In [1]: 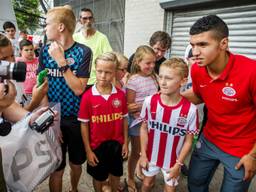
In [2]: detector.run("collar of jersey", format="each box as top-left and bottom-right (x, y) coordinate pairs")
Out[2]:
(92, 84), (117, 96)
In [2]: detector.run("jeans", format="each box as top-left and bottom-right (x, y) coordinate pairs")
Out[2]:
(188, 134), (251, 192)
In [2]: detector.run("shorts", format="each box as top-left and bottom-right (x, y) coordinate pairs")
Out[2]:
(87, 140), (123, 181)
(56, 116), (86, 171)
(142, 163), (179, 187)
(128, 115), (141, 136)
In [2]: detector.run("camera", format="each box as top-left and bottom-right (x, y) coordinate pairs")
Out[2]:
(30, 108), (55, 134)
(0, 60), (26, 82)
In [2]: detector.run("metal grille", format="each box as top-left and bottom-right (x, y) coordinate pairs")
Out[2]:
(54, 0), (125, 52)
(167, 4), (256, 60)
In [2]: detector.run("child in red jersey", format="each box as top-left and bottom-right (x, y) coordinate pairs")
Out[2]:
(78, 52), (129, 192)
(138, 58), (199, 192)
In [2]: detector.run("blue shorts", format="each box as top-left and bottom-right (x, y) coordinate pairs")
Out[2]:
(128, 115), (141, 136)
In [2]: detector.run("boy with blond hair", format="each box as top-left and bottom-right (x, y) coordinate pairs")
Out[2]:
(78, 52), (128, 192)
(38, 5), (92, 192)
(138, 58), (198, 192)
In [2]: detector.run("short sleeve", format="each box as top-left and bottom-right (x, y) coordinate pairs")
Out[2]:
(101, 35), (112, 53)
(76, 45), (92, 78)
(78, 91), (90, 122)
(140, 96), (150, 122)
(187, 106), (199, 135)
(126, 76), (138, 91)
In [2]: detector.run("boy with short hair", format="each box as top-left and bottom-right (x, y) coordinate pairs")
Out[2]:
(78, 52), (128, 192)
(16, 39), (38, 103)
(38, 5), (92, 192)
(3, 21), (19, 57)
(138, 58), (198, 192)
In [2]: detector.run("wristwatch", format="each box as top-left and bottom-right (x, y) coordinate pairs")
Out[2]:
(59, 65), (69, 73)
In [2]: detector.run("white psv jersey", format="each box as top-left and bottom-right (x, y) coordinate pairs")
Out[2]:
(140, 93), (199, 170)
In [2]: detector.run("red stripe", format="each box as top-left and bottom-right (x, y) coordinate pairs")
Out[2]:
(156, 132), (168, 168)
(147, 129), (155, 161)
(150, 94), (158, 120)
(177, 98), (191, 128)
(156, 103), (172, 167)
(170, 136), (180, 167)
(170, 98), (191, 168)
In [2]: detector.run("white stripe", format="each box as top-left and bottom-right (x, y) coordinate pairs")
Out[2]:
(162, 107), (181, 169)
(150, 102), (163, 164)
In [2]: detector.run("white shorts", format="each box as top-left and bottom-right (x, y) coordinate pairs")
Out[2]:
(142, 163), (179, 187)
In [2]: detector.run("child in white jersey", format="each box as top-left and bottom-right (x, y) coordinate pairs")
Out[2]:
(138, 58), (199, 192)
(126, 45), (158, 191)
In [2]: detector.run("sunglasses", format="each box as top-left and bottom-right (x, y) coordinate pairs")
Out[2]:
(80, 16), (93, 21)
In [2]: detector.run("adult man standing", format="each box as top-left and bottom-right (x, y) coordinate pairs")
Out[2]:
(128, 31), (171, 74)
(183, 15), (256, 192)
(73, 8), (112, 88)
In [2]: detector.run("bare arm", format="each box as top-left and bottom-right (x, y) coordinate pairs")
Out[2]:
(122, 117), (129, 158)
(236, 142), (256, 181)
(169, 134), (194, 180)
(48, 42), (88, 96)
(126, 88), (141, 113)
(139, 122), (149, 170)
(181, 88), (203, 105)
(177, 134), (194, 164)
(140, 122), (148, 157)
(81, 122), (98, 166)
(24, 80), (48, 111)
(3, 102), (29, 123)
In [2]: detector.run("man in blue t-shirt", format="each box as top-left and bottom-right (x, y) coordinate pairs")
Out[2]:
(38, 6), (92, 192)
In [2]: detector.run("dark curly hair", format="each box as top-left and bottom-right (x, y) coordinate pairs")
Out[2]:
(190, 15), (229, 40)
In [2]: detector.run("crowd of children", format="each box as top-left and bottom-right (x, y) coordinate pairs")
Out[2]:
(1, 6), (199, 192)
(2, 4), (255, 192)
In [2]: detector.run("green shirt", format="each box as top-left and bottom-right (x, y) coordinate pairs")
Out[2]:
(73, 31), (112, 85)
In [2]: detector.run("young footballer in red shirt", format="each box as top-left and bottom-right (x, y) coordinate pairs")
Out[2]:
(78, 52), (129, 192)
(138, 58), (199, 192)
(183, 15), (256, 192)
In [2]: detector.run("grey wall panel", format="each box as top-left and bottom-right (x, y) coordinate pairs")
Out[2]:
(167, 4), (256, 60)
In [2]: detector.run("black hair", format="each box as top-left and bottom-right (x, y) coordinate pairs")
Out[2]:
(0, 34), (11, 48)
(149, 31), (172, 49)
(19, 39), (33, 50)
(190, 15), (229, 40)
(80, 8), (93, 17)
(3, 21), (16, 30)
(188, 48), (193, 58)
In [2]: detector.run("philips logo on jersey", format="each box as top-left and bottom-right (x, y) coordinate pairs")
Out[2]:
(48, 68), (77, 77)
(92, 112), (123, 123)
(149, 120), (187, 136)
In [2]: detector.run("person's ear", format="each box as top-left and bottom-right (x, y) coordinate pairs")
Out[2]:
(220, 37), (228, 50)
(59, 23), (65, 32)
(180, 77), (188, 87)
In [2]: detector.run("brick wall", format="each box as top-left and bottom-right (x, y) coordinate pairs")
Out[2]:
(123, 0), (165, 57)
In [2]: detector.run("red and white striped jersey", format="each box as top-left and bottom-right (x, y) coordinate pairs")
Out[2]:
(140, 93), (199, 170)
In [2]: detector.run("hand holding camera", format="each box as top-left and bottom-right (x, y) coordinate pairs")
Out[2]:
(29, 107), (58, 134)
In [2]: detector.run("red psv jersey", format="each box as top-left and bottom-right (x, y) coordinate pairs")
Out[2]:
(78, 85), (128, 149)
(191, 52), (256, 157)
(140, 94), (199, 170)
